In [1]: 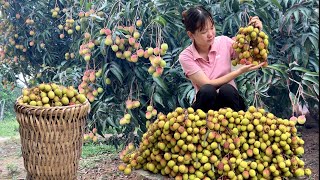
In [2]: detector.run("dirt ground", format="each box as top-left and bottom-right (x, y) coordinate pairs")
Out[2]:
(299, 127), (319, 180)
(0, 125), (319, 180)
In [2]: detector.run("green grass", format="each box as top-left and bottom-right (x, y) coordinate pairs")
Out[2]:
(79, 153), (118, 169)
(0, 119), (19, 137)
(81, 143), (118, 158)
(79, 143), (119, 169)
(103, 126), (118, 134)
(6, 163), (19, 176)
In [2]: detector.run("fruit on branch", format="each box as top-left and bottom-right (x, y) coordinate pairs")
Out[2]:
(232, 25), (269, 67)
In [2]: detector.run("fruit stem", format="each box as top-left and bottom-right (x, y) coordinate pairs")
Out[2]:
(253, 70), (258, 107)
(287, 77), (311, 116)
(242, 5), (250, 27)
(135, 80), (140, 100)
(133, 0), (141, 23)
(138, 20), (155, 45)
(149, 85), (155, 105)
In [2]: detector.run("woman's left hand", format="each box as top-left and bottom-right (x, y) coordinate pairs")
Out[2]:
(248, 16), (263, 30)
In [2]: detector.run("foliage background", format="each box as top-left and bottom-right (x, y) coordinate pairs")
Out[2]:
(0, 0), (318, 146)
(0, 75), (20, 120)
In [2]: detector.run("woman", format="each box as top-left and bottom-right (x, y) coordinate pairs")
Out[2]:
(179, 5), (265, 112)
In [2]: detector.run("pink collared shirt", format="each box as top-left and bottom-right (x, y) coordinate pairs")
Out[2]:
(179, 36), (237, 94)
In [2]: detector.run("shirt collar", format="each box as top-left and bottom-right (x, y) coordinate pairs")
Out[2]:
(210, 39), (219, 52)
(191, 40), (218, 61)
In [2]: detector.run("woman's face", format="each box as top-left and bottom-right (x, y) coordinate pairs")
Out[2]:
(189, 19), (216, 48)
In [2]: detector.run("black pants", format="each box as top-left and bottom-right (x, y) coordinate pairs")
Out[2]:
(191, 84), (246, 112)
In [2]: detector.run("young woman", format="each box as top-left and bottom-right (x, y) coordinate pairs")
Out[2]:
(179, 5), (265, 112)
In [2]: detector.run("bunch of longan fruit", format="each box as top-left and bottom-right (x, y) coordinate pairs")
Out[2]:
(232, 25), (269, 67)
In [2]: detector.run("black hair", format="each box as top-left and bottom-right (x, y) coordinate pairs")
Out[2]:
(181, 6), (214, 33)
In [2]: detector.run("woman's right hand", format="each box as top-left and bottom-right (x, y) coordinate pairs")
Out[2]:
(237, 62), (266, 74)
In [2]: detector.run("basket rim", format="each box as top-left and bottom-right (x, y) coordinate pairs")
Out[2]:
(15, 95), (90, 110)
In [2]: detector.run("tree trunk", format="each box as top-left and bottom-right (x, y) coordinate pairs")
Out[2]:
(0, 100), (5, 121)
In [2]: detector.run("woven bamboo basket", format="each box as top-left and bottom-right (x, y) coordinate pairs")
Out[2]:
(14, 96), (90, 180)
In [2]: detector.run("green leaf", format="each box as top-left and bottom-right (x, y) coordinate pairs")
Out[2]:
(128, 110), (139, 126)
(178, 95), (185, 107)
(106, 96), (116, 103)
(186, 89), (195, 105)
(100, 38), (106, 55)
(167, 98), (176, 110)
(236, 77), (248, 88)
(178, 82), (191, 90)
(302, 75), (319, 85)
(313, 84), (319, 96)
(86, 2), (92, 10)
(106, 117), (117, 127)
(261, 68), (273, 76)
(134, 67), (146, 81)
(283, 0), (289, 8)
(154, 15), (167, 26)
(245, 83), (255, 97)
(153, 77), (169, 94)
(125, 1), (131, 20)
(110, 62), (123, 84)
(270, 0), (282, 9)
(96, 119), (106, 138)
(289, 92), (297, 105)
(308, 36), (319, 50)
(292, 46), (300, 60)
(153, 93), (164, 107)
(225, 0), (231, 12)
(255, 9), (268, 22)
(221, 13), (234, 34)
(305, 72), (319, 77)
(90, 14), (105, 21)
(293, 11), (299, 23)
(231, 0), (239, 12)
(267, 65), (288, 79)
(280, 43), (294, 53)
(97, 0), (108, 11)
(291, 67), (311, 73)
(229, 18), (234, 35)
(181, 83), (193, 100)
(309, 58), (319, 73)
(301, 80), (319, 98)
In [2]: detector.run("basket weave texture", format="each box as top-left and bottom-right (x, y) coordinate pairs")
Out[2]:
(14, 97), (90, 180)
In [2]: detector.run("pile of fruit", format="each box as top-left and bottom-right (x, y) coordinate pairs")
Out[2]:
(231, 25), (269, 67)
(118, 106), (311, 179)
(18, 83), (87, 107)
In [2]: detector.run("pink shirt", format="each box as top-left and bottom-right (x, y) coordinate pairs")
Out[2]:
(179, 36), (237, 94)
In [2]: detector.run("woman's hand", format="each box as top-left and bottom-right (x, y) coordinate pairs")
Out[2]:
(237, 62), (266, 74)
(248, 16), (263, 30)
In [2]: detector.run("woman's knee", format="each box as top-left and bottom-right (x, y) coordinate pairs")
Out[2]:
(219, 84), (237, 96)
(194, 84), (218, 112)
(198, 84), (217, 96)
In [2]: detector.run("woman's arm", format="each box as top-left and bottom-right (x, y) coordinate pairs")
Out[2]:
(188, 63), (265, 88)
